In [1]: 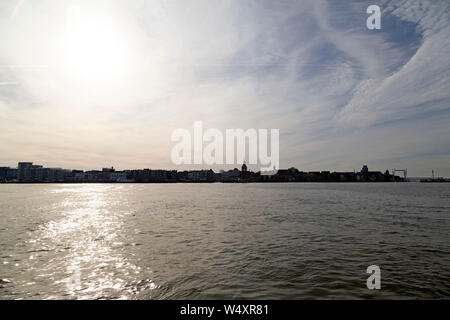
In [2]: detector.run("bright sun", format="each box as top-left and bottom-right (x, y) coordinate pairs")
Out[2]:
(64, 8), (130, 88)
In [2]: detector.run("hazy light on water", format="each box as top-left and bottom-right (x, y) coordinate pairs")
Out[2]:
(28, 185), (158, 299)
(1, 183), (449, 299)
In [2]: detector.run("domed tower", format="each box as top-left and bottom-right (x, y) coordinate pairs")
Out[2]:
(362, 165), (369, 173)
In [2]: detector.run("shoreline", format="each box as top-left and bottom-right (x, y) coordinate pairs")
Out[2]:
(0, 181), (415, 184)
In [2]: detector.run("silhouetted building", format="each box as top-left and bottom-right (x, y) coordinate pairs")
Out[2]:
(110, 171), (128, 182)
(7, 168), (18, 181)
(102, 167), (115, 181)
(18, 162), (33, 182)
(72, 170), (85, 182)
(0, 167), (9, 182)
(218, 168), (240, 182)
(86, 170), (102, 182)
(240, 162), (252, 181)
(1, 161), (403, 183)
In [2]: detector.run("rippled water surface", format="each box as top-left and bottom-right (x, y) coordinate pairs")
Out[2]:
(0, 183), (449, 299)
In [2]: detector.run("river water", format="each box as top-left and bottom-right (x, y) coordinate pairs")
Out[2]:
(0, 183), (449, 299)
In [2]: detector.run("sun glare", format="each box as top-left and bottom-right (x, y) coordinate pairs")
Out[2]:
(64, 8), (130, 88)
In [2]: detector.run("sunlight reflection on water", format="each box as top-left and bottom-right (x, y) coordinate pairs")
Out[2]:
(27, 185), (158, 299)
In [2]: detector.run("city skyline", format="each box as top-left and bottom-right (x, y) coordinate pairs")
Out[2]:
(1, 0), (450, 177)
(1, 161), (409, 183)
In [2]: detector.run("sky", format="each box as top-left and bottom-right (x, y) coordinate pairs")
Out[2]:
(0, 0), (449, 177)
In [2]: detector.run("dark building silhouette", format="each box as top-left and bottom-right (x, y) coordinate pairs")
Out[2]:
(0, 161), (405, 183)
(18, 162), (33, 182)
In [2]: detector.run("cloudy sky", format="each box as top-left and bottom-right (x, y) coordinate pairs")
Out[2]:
(0, 0), (449, 176)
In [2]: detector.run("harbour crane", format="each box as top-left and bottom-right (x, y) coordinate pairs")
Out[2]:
(391, 169), (408, 182)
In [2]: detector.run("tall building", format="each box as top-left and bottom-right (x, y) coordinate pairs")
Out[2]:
(18, 162), (33, 182)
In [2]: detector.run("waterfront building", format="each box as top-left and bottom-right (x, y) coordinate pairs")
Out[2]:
(0, 167), (9, 181)
(110, 171), (127, 182)
(149, 170), (166, 182)
(239, 162), (252, 182)
(86, 170), (102, 182)
(102, 167), (115, 181)
(1, 161), (404, 183)
(18, 162), (33, 182)
(29, 165), (43, 182)
(177, 171), (189, 182)
(362, 165), (369, 173)
(7, 168), (18, 181)
(72, 170), (86, 182)
(218, 168), (240, 182)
